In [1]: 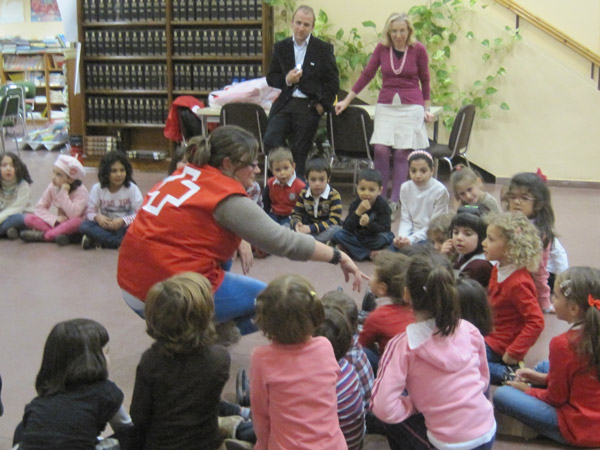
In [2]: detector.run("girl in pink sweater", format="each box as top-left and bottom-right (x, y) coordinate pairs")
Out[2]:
(371, 252), (496, 450)
(20, 155), (89, 245)
(251, 275), (346, 450)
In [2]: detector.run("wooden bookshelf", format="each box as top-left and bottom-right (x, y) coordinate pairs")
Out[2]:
(76, 0), (273, 170)
(0, 50), (67, 121)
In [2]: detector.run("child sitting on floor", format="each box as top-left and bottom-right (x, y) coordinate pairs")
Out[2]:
(425, 211), (454, 252)
(315, 307), (366, 450)
(290, 157), (343, 243)
(494, 266), (600, 448)
(251, 275), (346, 449)
(80, 152), (143, 249)
(450, 164), (500, 213)
(482, 212), (545, 384)
(0, 151), (33, 239)
(262, 147), (305, 226)
(20, 154), (88, 246)
(332, 168), (394, 261)
(393, 150), (449, 249)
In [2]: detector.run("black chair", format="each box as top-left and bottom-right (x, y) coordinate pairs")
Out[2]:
(327, 105), (374, 189)
(0, 87), (25, 154)
(427, 104), (476, 177)
(219, 102), (268, 186)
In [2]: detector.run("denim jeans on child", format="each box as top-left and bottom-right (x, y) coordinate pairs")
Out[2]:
(79, 220), (128, 249)
(493, 385), (568, 445)
(0, 213), (26, 236)
(486, 343), (514, 385)
(333, 229), (394, 261)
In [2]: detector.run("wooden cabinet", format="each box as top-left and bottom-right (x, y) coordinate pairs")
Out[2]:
(77, 0), (273, 170)
(0, 50), (67, 121)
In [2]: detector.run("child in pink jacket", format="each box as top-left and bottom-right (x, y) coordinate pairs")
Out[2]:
(20, 155), (88, 245)
(372, 252), (496, 450)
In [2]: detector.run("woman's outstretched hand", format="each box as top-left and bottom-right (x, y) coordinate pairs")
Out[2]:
(339, 250), (367, 292)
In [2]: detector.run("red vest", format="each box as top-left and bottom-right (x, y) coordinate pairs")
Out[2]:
(117, 164), (246, 300)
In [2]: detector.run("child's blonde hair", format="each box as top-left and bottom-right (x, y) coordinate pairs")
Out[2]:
(145, 272), (216, 355)
(427, 212), (454, 243)
(373, 251), (410, 303)
(268, 147), (294, 169)
(555, 267), (600, 380)
(449, 165), (480, 200)
(486, 212), (541, 271)
(255, 274), (324, 344)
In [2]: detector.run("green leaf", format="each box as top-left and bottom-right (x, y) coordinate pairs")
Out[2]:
(433, 12), (445, 20)
(500, 102), (510, 110)
(486, 75), (495, 82)
(466, 31), (475, 39)
(444, 45), (451, 57)
(436, 69), (449, 79)
(485, 87), (497, 95)
(449, 33), (457, 43)
(494, 38), (503, 46)
(318, 9), (328, 23)
(473, 80), (483, 87)
(433, 1), (443, 7)
(497, 67), (507, 75)
(482, 53), (490, 61)
(362, 20), (377, 28)
(335, 28), (344, 40)
(481, 39), (490, 47)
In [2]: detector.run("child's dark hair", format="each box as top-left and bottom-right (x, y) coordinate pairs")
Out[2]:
(145, 272), (216, 356)
(268, 147), (294, 169)
(322, 290), (359, 333)
(358, 168), (383, 187)
(373, 251), (410, 303)
(314, 307), (353, 360)
(556, 267), (600, 381)
(507, 172), (555, 248)
(35, 319), (109, 396)
(456, 278), (493, 336)
(68, 179), (83, 194)
(451, 206), (487, 257)
(1, 152), (33, 185)
(304, 157), (331, 179)
(255, 274), (324, 344)
(408, 150), (434, 170)
(98, 151), (134, 189)
(406, 252), (460, 336)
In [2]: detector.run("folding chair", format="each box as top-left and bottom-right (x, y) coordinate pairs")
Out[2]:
(0, 87), (26, 154)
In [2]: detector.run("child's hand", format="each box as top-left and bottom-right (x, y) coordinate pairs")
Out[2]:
(295, 224), (311, 234)
(56, 214), (68, 223)
(356, 199), (372, 216)
(502, 352), (518, 365)
(61, 183), (70, 191)
(516, 368), (548, 386)
(108, 218), (125, 230)
(440, 239), (454, 255)
(393, 236), (410, 249)
(96, 214), (112, 229)
(359, 214), (370, 227)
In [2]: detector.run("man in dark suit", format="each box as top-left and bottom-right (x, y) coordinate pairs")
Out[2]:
(264, 5), (339, 176)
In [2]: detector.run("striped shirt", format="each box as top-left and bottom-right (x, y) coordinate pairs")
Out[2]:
(290, 185), (343, 234)
(336, 358), (365, 450)
(345, 335), (374, 410)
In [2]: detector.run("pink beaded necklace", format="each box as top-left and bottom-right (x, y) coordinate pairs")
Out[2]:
(389, 45), (408, 75)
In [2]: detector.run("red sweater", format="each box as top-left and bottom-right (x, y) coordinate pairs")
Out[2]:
(484, 266), (544, 361)
(265, 176), (305, 216)
(359, 303), (414, 354)
(527, 329), (600, 447)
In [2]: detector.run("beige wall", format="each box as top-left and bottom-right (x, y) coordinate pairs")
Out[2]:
(1, 1), (64, 39)
(301, 0), (600, 182)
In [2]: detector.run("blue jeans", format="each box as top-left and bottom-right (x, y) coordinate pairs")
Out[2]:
(333, 229), (394, 261)
(122, 271), (266, 335)
(486, 343), (511, 385)
(493, 385), (568, 445)
(314, 225), (341, 243)
(79, 220), (128, 249)
(0, 213), (26, 236)
(268, 212), (290, 227)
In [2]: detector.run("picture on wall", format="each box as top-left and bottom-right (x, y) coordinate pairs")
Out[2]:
(31, 0), (61, 22)
(0, 0), (25, 23)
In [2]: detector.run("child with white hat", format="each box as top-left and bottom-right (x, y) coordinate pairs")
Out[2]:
(20, 154), (89, 245)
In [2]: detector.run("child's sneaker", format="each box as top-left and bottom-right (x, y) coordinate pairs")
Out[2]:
(6, 227), (19, 240)
(81, 234), (99, 250)
(55, 234), (71, 246)
(19, 230), (44, 242)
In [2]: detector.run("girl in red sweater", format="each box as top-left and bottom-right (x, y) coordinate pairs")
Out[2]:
(494, 267), (600, 447)
(482, 212), (545, 384)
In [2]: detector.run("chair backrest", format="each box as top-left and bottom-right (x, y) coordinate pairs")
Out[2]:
(448, 104), (476, 158)
(177, 107), (204, 143)
(219, 102), (268, 153)
(327, 106), (374, 160)
(0, 93), (22, 122)
(11, 81), (36, 99)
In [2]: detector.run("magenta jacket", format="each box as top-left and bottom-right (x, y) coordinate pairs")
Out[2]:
(351, 42), (430, 106)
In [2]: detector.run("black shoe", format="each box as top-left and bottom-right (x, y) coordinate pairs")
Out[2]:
(361, 290), (377, 312)
(55, 234), (71, 246)
(6, 227), (19, 240)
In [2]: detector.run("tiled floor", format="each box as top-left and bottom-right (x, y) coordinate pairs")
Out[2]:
(1, 141), (599, 449)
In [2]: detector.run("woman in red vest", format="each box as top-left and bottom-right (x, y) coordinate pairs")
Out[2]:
(117, 125), (363, 334)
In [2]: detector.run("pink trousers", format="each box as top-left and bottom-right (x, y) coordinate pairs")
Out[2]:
(24, 214), (83, 242)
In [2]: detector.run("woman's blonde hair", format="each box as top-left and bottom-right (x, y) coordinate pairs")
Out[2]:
(486, 212), (541, 271)
(189, 125), (258, 170)
(145, 272), (216, 355)
(255, 274), (324, 344)
(381, 12), (416, 47)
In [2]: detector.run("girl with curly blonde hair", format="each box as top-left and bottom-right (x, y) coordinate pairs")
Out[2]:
(482, 212), (545, 384)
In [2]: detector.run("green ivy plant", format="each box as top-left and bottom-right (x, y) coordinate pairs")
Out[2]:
(263, 0), (519, 130)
